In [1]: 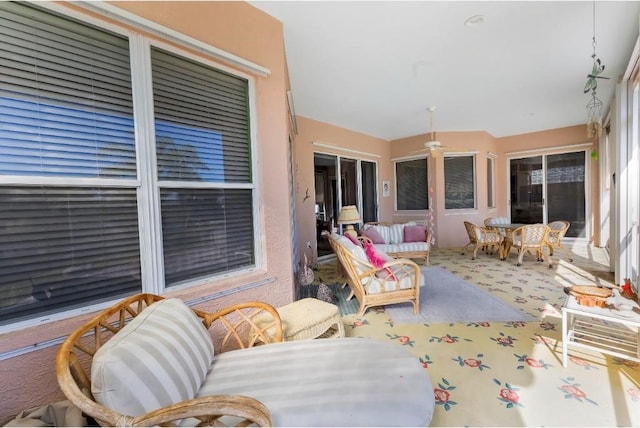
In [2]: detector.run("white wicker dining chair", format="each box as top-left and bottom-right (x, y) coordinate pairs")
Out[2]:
(546, 220), (573, 262)
(508, 224), (552, 268)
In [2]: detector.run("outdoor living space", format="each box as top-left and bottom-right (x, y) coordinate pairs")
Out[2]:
(304, 243), (640, 427)
(2, 1), (640, 426)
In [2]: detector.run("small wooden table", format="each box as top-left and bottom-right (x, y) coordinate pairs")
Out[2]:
(561, 292), (640, 367)
(488, 223), (525, 260)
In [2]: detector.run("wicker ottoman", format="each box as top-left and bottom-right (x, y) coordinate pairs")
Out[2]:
(255, 298), (344, 342)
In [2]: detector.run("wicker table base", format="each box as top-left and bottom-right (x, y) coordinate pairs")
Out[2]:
(272, 298), (345, 341)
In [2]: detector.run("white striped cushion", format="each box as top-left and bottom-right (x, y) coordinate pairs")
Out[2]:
(389, 222), (416, 244)
(197, 337), (434, 427)
(370, 224), (391, 244)
(91, 298), (215, 417)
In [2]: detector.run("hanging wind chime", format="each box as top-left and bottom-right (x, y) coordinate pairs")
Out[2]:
(584, 0), (609, 139)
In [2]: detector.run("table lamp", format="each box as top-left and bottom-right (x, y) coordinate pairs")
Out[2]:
(337, 205), (361, 239)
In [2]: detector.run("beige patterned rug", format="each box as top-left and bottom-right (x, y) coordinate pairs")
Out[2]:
(311, 245), (640, 427)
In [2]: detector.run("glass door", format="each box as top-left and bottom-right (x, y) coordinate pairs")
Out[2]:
(509, 152), (586, 238)
(361, 160), (378, 223)
(510, 156), (543, 224)
(546, 152), (586, 237)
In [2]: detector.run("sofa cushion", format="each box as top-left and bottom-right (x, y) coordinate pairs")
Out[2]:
(361, 225), (385, 244)
(197, 337), (434, 427)
(91, 298), (215, 417)
(404, 225), (426, 243)
(389, 222), (416, 244)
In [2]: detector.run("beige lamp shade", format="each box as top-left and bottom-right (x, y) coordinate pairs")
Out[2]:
(337, 205), (361, 238)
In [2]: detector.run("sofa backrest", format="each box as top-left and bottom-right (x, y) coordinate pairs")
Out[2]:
(364, 222), (417, 244)
(91, 298), (215, 417)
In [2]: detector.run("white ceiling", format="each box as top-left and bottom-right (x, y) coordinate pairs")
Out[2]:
(250, 1), (640, 140)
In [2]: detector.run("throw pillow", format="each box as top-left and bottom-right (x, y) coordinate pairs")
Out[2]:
(345, 233), (361, 247)
(404, 225), (426, 243)
(363, 241), (386, 269)
(361, 226), (385, 244)
(363, 241), (397, 280)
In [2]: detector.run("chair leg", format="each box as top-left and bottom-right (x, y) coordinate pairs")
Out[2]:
(516, 249), (525, 266)
(560, 245), (573, 262)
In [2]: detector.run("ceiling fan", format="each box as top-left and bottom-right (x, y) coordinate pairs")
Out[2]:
(411, 106), (451, 158)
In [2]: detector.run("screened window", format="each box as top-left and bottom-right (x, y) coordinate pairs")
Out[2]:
(0, 3), (256, 327)
(151, 48), (254, 286)
(487, 157), (495, 209)
(395, 158), (428, 210)
(444, 155), (476, 210)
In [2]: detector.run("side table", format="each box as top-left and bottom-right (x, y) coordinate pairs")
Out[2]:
(561, 292), (640, 367)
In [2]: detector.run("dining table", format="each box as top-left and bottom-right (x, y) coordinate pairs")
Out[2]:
(487, 223), (525, 260)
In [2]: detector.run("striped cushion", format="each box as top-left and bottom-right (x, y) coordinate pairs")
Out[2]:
(91, 298), (215, 417)
(197, 337), (434, 427)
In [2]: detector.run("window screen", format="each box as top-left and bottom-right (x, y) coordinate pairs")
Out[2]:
(395, 158), (428, 210)
(444, 156), (475, 209)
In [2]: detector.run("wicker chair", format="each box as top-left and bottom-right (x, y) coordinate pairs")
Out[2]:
(507, 224), (552, 268)
(56, 293), (280, 427)
(546, 220), (573, 262)
(56, 293), (435, 427)
(462, 221), (503, 260)
(330, 234), (421, 317)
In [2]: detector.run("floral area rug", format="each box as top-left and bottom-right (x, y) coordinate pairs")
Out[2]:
(313, 246), (640, 427)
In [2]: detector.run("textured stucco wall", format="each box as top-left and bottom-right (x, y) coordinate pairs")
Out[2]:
(0, 2), (293, 423)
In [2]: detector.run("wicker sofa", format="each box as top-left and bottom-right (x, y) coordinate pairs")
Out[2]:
(56, 293), (435, 427)
(360, 221), (431, 265)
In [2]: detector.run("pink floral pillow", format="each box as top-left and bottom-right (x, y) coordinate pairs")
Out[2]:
(404, 225), (426, 243)
(361, 226), (385, 244)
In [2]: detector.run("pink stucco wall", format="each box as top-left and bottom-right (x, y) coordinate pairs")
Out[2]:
(294, 120), (597, 249)
(0, 2), (293, 423)
(293, 116), (390, 263)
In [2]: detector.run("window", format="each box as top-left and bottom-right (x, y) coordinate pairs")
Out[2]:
(487, 156), (496, 209)
(0, 3), (256, 327)
(395, 158), (428, 210)
(444, 155), (475, 209)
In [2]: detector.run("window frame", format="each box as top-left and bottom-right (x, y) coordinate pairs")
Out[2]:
(443, 153), (477, 211)
(393, 156), (429, 212)
(0, 3), (262, 332)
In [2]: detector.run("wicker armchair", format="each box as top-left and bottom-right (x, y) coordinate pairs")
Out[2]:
(546, 220), (573, 262)
(462, 221), (503, 260)
(330, 234), (421, 317)
(507, 224), (552, 268)
(56, 293), (280, 427)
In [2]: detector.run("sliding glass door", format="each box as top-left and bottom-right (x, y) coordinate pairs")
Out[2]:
(313, 153), (378, 257)
(509, 151), (586, 237)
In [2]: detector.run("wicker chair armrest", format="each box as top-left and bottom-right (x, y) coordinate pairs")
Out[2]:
(358, 236), (373, 245)
(126, 394), (272, 427)
(356, 258), (420, 292)
(198, 302), (283, 353)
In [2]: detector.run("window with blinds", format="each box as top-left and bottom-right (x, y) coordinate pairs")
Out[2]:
(395, 158), (428, 211)
(444, 155), (476, 210)
(0, 3), (256, 327)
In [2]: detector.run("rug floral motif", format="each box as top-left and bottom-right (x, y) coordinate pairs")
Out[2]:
(314, 246), (640, 427)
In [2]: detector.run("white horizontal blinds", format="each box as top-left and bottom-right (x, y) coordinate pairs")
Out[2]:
(0, 2), (136, 178)
(151, 47), (255, 286)
(0, 3), (141, 325)
(151, 47), (251, 182)
(0, 187), (141, 322)
(444, 156), (475, 209)
(396, 159), (428, 210)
